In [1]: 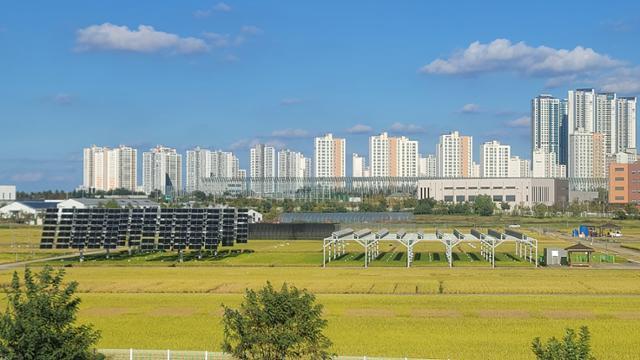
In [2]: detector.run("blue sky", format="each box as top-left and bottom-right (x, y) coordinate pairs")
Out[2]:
(2, 1), (640, 191)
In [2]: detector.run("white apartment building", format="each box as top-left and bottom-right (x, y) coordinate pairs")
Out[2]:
(83, 145), (137, 192)
(186, 147), (241, 192)
(616, 96), (637, 153)
(532, 149), (565, 178)
(531, 94), (562, 164)
(250, 144), (276, 193)
(418, 154), (437, 177)
(352, 153), (367, 177)
(277, 149), (309, 178)
(142, 145), (182, 195)
(568, 88), (596, 135)
(436, 131), (473, 178)
(480, 141), (510, 178)
(368, 132), (419, 177)
(508, 156), (531, 178)
(568, 130), (606, 178)
(314, 133), (346, 177)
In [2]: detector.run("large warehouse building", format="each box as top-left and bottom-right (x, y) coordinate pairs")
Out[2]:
(416, 178), (569, 207)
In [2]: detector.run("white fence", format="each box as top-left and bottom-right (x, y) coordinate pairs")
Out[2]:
(98, 349), (434, 360)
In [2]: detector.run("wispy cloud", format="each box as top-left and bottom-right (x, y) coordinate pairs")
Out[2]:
(389, 122), (425, 134)
(230, 138), (285, 150)
(459, 103), (481, 114)
(346, 124), (374, 134)
(271, 128), (310, 138)
(48, 93), (74, 106)
(421, 39), (621, 77)
(203, 26), (262, 49)
(506, 116), (529, 128)
(75, 23), (208, 54)
(194, 2), (232, 18)
(280, 98), (303, 106)
(601, 18), (636, 33)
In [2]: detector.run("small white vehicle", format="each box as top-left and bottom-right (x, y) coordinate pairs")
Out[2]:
(610, 231), (622, 238)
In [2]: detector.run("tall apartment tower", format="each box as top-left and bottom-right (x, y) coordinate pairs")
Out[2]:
(531, 94), (562, 164)
(508, 156), (531, 178)
(277, 149), (309, 178)
(568, 130), (606, 178)
(418, 154), (437, 177)
(83, 145), (137, 192)
(616, 96), (637, 153)
(186, 147), (211, 193)
(250, 144), (276, 194)
(436, 131), (473, 178)
(369, 132), (419, 177)
(142, 145), (182, 195)
(352, 153), (367, 177)
(314, 133), (346, 177)
(568, 88), (596, 135)
(480, 141), (510, 178)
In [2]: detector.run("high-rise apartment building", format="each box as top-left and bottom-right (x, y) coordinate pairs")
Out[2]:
(532, 94), (562, 164)
(568, 130), (606, 178)
(418, 154), (437, 177)
(436, 131), (473, 178)
(369, 132), (419, 177)
(142, 145), (182, 195)
(186, 147), (241, 192)
(277, 149), (309, 178)
(314, 133), (346, 177)
(616, 96), (637, 153)
(480, 141), (510, 178)
(83, 145), (137, 192)
(568, 88), (596, 135)
(532, 149), (565, 178)
(352, 153), (367, 177)
(250, 144), (276, 193)
(508, 156), (531, 178)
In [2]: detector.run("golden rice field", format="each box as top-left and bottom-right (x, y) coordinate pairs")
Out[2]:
(2, 267), (640, 359)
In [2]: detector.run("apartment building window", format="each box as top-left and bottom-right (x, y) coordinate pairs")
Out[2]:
(615, 196), (624, 200)
(444, 195), (454, 202)
(456, 195), (465, 202)
(505, 195), (516, 202)
(492, 195), (503, 202)
(615, 177), (625, 181)
(468, 195), (476, 201)
(615, 186), (625, 191)
(615, 167), (624, 172)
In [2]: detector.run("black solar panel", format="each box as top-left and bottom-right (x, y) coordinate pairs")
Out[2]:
(39, 207), (248, 252)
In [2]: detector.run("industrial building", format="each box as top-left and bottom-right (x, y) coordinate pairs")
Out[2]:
(416, 178), (569, 207)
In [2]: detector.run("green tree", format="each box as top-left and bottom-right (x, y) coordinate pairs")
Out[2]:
(533, 203), (549, 218)
(473, 195), (494, 216)
(413, 198), (436, 215)
(222, 282), (333, 360)
(531, 326), (595, 360)
(0, 266), (101, 359)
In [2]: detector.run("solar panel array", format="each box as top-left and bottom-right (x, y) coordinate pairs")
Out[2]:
(40, 207), (248, 250)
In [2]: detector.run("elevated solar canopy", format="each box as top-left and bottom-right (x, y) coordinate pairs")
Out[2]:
(279, 212), (414, 223)
(40, 207), (248, 260)
(323, 228), (538, 268)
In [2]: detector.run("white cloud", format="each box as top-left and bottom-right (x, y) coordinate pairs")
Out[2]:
(460, 103), (480, 114)
(389, 122), (425, 134)
(241, 25), (263, 35)
(203, 32), (231, 48)
(194, 2), (232, 18)
(213, 2), (232, 12)
(230, 138), (286, 150)
(271, 128), (309, 138)
(75, 23), (208, 54)
(598, 66), (640, 93)
(346, 124), (374, 134)
(421, 39), (621, 77)
(50, 93), (74, 106)
(279, 98), (303, 106)
(506, 116), (530, 128)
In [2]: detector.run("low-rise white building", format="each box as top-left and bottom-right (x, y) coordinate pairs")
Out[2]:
(416, 178), (569, 207)
(57, 197), (159, 209)
(0, 200), (61, 224)
(0, 185), (16, 202)
(248, 209), (263, 223)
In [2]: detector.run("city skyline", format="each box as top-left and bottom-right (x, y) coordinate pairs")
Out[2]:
(2, 1), (640, 191)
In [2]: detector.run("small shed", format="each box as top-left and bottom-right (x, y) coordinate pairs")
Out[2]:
(599, 223), (621, 237)
(565, 243), (595, 267)
(544, 248), (568, 266)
